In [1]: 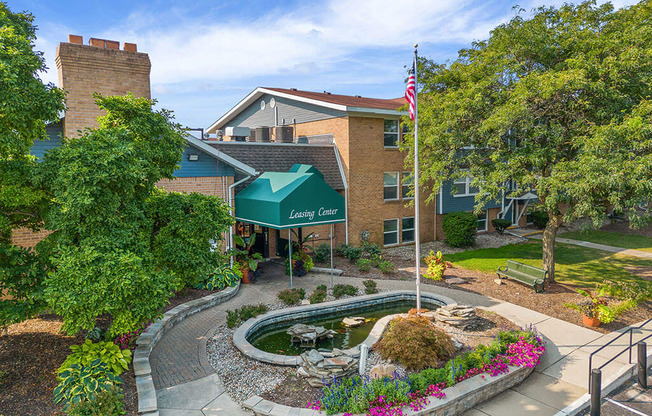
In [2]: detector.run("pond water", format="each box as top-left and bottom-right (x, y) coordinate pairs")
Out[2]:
(249, 299), (440, 356)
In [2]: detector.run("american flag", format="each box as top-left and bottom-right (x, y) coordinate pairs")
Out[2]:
(405, 62), (416, 121)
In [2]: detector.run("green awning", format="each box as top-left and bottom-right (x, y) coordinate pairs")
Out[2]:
(235, 165), (345, 229)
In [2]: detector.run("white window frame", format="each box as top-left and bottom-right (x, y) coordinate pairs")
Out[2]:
(453, 176), (479, 197)
(383, 120), (399, 148)
(383, 172), (399, 201)
(402, 171), (414, 200)
(383, 218), (399, 246)
(476, 210), (488, 232)
(402, 216), (415, 243)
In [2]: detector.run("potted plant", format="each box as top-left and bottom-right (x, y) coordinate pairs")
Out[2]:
(229, 234), (263, 284)
(285, 231), (315, 276)
(564, 288), (633, 327)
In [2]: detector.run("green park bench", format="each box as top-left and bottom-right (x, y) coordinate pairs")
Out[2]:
(496, 260), (547, 293)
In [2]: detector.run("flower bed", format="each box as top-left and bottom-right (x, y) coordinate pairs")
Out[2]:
(308, 327), (545, 416)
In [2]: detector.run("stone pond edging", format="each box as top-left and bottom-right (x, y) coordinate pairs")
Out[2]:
(232, 290), (456, 366)
(133, 283), (240, 416)
(243, 364), (535, 416)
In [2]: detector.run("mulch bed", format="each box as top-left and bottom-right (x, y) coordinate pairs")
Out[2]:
(260, 309), (521, 407)
(600, 220), (652, 238)
(0, 288), (214, 416)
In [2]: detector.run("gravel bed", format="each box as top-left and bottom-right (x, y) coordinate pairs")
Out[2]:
(206, 290), (365, 404)
(385, 233), (524, 261)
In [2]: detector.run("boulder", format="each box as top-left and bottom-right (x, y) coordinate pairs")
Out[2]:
(369, 364), (397, 380)
(342, 317), (366, 327)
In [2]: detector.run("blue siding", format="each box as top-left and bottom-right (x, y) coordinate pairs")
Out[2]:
(174, 146), (235, 177)
(30, 122), (63, 159)
(440, 181), (501, 214)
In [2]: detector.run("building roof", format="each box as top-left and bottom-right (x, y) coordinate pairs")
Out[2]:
(206, 141), (345, 190)
(264, 88), (406, 111)
(184, 134), (257, 175)
(207, 87), (408, 132)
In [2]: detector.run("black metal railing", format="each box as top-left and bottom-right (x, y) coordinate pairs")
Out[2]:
(588, 317), (652, 389)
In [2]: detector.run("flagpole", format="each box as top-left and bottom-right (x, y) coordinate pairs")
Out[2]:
(413, 44), (421, 314)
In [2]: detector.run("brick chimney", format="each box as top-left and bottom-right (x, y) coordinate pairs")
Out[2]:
(56, 35), (151, 137)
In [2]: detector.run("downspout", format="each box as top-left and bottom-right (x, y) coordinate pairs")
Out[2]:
(228, 175), (251, 267)
(333, 142), (349, 244)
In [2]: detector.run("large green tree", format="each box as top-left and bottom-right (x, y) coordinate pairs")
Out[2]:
(39, 94), (233, 336)
(0, 3), (65, 326)
(410, 0), (652, 282)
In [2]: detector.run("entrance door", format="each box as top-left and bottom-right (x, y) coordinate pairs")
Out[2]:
(235, 222), (268, 258)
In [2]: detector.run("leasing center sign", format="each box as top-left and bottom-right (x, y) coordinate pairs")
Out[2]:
(288, 207), (339, 222)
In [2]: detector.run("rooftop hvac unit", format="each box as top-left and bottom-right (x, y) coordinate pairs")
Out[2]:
(276, 126), (293, 143)
(254, 127), (271, 142)
(225, 126), (251, 138)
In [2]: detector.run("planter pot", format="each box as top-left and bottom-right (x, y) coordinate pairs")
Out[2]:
(241, 269), (252, 284)
(583, 315), (601, 327)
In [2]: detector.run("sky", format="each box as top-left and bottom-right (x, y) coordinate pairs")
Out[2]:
(8, 0), (641, 129)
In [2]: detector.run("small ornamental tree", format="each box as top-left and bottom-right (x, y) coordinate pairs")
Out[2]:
(406, 1), (652, 282)
(0, 3), (65, 327)
(39, 94), (233, 336)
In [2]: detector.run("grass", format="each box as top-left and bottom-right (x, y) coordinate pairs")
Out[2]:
(445, 240), (652, 288)
(560, 230), (652, 253)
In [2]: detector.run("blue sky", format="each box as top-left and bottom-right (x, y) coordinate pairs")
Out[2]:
(9, 0), (640, 128)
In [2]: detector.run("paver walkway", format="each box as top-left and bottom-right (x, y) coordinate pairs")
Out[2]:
(151, 262), (652, 416)
(529, 234), (652, 260)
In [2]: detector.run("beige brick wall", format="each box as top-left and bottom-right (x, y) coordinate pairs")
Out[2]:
(294, 117), (350, 180)
(56, 41), (151, 138)
(156, 176), (234, 199)
(10, 229), (53, 249)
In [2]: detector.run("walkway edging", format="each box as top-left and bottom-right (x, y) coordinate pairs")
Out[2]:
(134, 283), (241, 415)
(554, 350), (652, 416)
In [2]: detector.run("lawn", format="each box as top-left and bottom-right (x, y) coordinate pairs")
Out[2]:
(560, 230), (652, 253)
(445, 240), (652, 288)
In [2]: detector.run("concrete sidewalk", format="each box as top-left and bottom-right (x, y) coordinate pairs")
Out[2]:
(151, 264), (651, 416)
(529, 234), (652, 260)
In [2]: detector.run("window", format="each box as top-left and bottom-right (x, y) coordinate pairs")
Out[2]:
(453, 175), (479, 197)
(384, 120), (399, 148)
(477, 210), (487, 231)
(402, 172), (414, 199)
(384, 172), (399, 200)
(383, 219), (399, 246)
(402, 217), (415, 243)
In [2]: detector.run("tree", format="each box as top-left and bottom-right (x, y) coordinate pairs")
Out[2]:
(39, 94), (233, 336)
(409, 1), (652, 282)
(0, 3), (65, 327)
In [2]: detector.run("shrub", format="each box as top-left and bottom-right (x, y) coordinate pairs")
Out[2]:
(378, 259), (395, 274)
(336, 244), (363, 262)
(226, 304), (268, 329)
(320, 374), (411, 415)
(374, 315), (455, 371)
(491, 219), (512, 235)
(530, 211), (549, 229)
(424, 250), (448, 280)
(54, 360), (122, 410)
(309, 285), (327, 304)
(277, 288), (306, 305)
(362, 242), (381, 256)
(356, 258), (372, 273)
(59, 340), (132, 376)
(333, 284), (358, 299)
(314, 243), (331, 263)
(113, 320), (152, 351)
(66, 387), (125, 416)
(196, 265), (240, 291)
(363, 279), (378, 294)
(442, 212), (477, 247)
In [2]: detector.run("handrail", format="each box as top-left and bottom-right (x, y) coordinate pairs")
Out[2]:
(588, 317), (652, 389)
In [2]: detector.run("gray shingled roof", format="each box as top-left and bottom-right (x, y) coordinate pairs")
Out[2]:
(206, 142), (345, 190)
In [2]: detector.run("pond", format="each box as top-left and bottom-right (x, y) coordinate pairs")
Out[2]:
(249, 299), (441, 356)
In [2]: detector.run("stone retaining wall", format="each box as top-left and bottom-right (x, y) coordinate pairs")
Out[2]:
(134, 283), (240, 416)
(233, 290), (456, 366)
